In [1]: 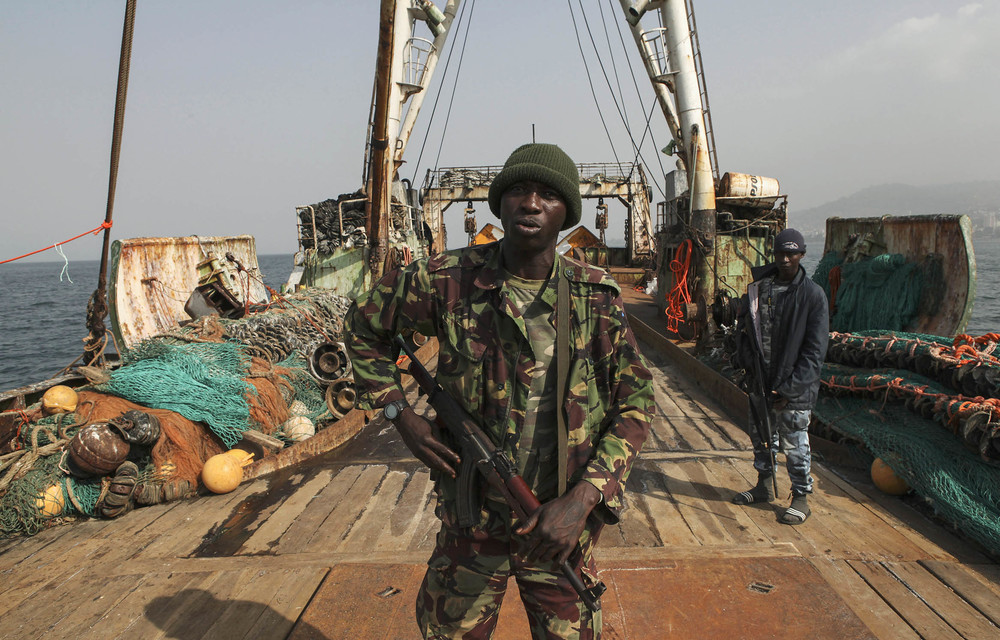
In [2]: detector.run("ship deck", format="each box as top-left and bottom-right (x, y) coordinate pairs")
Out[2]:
(1, 296), (999, 639)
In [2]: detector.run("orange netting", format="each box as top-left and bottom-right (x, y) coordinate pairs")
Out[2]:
(74, 390), (225, 485)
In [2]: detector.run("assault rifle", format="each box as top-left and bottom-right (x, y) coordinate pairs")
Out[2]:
(394, 335), (606, 612)
(746, 349), (780, 498)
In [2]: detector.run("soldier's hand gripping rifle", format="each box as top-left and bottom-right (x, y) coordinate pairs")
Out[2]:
(746, 350), (780, 498)
(394, 335), (606, 612)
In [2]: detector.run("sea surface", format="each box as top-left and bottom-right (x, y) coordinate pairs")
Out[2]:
(2, 238), (999, 392)
(0, 254), (294, 392)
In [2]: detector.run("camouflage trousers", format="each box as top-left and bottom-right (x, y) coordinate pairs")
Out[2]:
(416, 502), (603, 639)
(749, 408), (814, 495)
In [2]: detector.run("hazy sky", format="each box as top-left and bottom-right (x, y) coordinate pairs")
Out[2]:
(3, 0), (998, 267)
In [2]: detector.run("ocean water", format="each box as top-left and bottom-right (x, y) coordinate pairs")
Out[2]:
(0, 254), (295, 392)
(2, 237), (999, 392)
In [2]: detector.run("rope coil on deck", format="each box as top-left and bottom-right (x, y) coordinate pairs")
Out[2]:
(664, 239), (692, 333)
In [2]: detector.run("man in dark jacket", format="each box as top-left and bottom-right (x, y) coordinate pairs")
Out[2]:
(731, 228), (829, 525)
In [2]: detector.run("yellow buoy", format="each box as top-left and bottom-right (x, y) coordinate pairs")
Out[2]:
(41, 385), (79, 416)
(201, 453), (245, 494)
(35, 483), (65, 517)
(871, 457), (910, 495)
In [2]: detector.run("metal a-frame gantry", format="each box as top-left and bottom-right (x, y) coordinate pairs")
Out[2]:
(421, 162), (654, 265)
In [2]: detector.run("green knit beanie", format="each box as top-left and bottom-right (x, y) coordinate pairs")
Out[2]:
(488, 143), (582, 230)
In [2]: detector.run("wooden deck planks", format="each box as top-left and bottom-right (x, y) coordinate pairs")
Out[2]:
(921, 560), (1000, 629)
(240, 469), (336, 555)
(241, 567), (331, 640)
(680, 457), (766, 545)
(8, 564), (120, 639)
(849, 559), (966, 640)
(39, 573), (155, 639)
(114, 569), (230, 640)
(886, 561), (1000, 639)
(338, 469), (408, 552)
(275, 465), (364, 554)
(73, 570), (214, 639)
(375, 469), (435, 552)
(305, 464), (388, 552)
(664, 416), (714, 451)
(809, 558), (921, 640)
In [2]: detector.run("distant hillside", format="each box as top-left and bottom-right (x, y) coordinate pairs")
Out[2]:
(789, 180), (1000, 234)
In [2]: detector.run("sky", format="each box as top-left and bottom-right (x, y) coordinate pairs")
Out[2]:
(2, 0), (998, 267)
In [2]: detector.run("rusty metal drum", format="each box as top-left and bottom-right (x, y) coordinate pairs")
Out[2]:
(68, 423), (131, 477)
(718, 172), (780, 208)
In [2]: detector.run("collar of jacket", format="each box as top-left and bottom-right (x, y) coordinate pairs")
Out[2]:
(424, 240), (622, 294)
(750, 262), (806, 288)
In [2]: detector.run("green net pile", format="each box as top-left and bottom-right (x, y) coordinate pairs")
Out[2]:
(0, 289), (353, 538)
(274, 352), (329, 422)
(816, 330), (1000, 554)
(813, 252), (924, 332)
(814, 395), (1000, 553)
(96, 340), (254, 448)
(0, 416), (109, 537)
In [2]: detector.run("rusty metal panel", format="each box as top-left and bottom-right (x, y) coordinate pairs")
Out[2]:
(290, 558), (875, 639)
(108, 235), (269, 349)
(298, 244), (373, 298)
(602, 557), (875, 638)
(714, 234), (769, 301)
(288, 563), (425, 639)
(108, 235), (267, 347)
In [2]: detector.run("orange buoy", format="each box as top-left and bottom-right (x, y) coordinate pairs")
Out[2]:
(871, 457), (910, 495)
(201, 453), (245, 494)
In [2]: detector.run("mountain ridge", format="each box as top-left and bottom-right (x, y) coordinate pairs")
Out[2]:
(788, 180), (1000, 233)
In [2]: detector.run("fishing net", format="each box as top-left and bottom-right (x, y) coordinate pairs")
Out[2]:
(0, 288), (353, 538)
(813, 252), (924, 332)
(817, 331), (1000, 553)
(96, 340), (253, 448)
(0, 412), (112, 536)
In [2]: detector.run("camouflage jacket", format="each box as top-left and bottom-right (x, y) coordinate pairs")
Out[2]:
(345, 241), (654, 524)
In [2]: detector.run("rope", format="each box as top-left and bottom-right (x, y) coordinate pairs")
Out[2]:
(430, 0), (477, 176)
(567, 0), (622, 167)
(0, 222), (113, 265)
(664, 239), (692, 332)
(409, 0), (470, 184)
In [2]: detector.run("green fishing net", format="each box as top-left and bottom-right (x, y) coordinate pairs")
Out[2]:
(275, 352), (330, 422)
(1, 288), (354, 537)
(814, 396), (1000, 553)
(813, 252), (924, 332)
(96, 340), (254, 448)
(818, 331), (1000, 553)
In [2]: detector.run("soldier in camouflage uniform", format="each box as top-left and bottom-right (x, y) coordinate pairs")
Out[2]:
(346, 143), (654, 639)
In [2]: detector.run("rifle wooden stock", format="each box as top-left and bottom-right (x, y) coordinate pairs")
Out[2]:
(393, 335), (605, 612)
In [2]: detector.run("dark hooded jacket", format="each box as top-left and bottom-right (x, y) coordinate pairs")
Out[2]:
(735, 262), (829, 410)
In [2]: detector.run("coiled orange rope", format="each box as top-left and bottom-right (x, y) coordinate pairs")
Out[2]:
(665, 239), (692, 333)
(0, 221), (112, 265)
